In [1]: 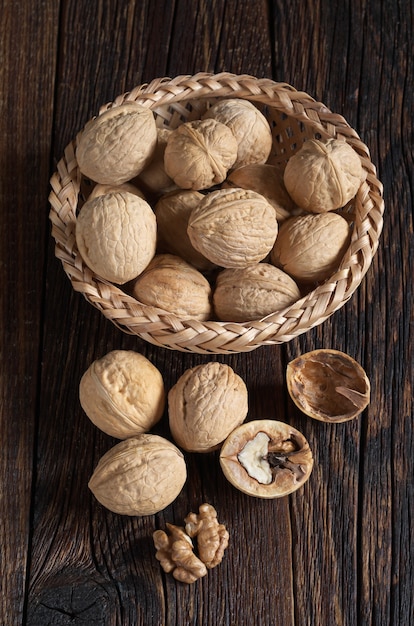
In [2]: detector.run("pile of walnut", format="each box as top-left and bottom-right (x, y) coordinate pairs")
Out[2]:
(81, 347), (369, 581)
(75, 98), (367, 323)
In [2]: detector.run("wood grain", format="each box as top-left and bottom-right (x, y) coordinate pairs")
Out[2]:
(0, 0), (412, 624)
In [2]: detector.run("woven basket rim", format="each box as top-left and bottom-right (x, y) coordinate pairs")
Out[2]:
(49, 72), (384, 354)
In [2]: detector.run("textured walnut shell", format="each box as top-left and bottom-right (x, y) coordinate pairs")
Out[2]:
(164, 118), (238, 190)
(76, 102), (157, 185)
(88, 434), (187, 516)
(154, 190), (216, 271)
(79, 350), (165, 439)
(87, 181), (146, 202)
(222, 163), (298, 222)
(270, 212), (350, 284)
(187, 188), (278, 268)
(202, 98), (272, 168)
(75, 191), (157, 284)
(220, 419), (313, 498)
(283, 138), (365, 213)
(286, 349), (370, 422)
(168, 362), (248, 452)
(213, 263), (301, 322)
(131, 254), (213, 321)
(136, 128), (178, 198)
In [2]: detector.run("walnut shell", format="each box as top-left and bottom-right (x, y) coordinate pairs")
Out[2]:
(154, 190), (216, 271)
(131, 254), (213, 321)
(286, 349), (370, 422)
(270, 212), (350, 284)
(76, 101), (157, 185)
(222, 163), (298, 222)
(168, 362), (248, 452)
(202, 98), (272, 168)
(187, 188), (278, 268)
(220, 419), (313, 498)
(213, 263), (301, 322)
(87, 181), (146, 202)
(283, 138), (365, 213)
(163, 118), (238, 190)
(75, 191), (157, 284)
(136, 128), (178, 199)
(79, 350), (165, 439)
(88, 434), (187, 516)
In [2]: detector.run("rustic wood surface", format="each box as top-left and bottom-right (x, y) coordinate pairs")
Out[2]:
(1, 1), (412, 624)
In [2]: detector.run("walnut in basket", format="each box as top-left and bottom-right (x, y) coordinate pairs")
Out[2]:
(283, 138), (365, 213)
(75, 190), (157, 284)
(187, 188), (278, 268)
(163, 118), (238, 190)
(202, 98), (272, 168)
(76, 101), (157, 185)
(131, 254), (213, 321)
(213, 263), (301, 322)
(270, 212), (351, 284)
(135, 127), (178, 199)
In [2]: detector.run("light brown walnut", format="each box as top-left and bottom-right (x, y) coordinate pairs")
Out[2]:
(76, 101), (157, 185)
(220, 419), (313, 498)
(87, 181), (146, 201)
(88, 434), (187, 516)
(286, 349), (370, 422)
(163, 118), (238, 190)
(75, 190), (157, 284)
(184, 503), (229, 569)
(154, 190), (216, 271)
(222, 163), (299, 222)
(79, 350), (165, 439)
(202, 98), (272, 168)
(187, 188), (278, 268)
(131, 254), (213, 321)
(270, 212), (350, 284)
(283, 138), (365, 213)
(153, 524), (207, 583)
(136, 127), (178, 199)
(168, 362), (248, 452)
(213, 263), (301, 322)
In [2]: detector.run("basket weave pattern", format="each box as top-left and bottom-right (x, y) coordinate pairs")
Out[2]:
(49, 73), (384, 354)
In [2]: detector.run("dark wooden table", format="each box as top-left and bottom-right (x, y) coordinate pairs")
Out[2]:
(1, 1), (412, 624)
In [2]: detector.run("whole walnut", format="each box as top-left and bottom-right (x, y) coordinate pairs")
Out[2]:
(270, 212), (350, 284)
(202, 98), (272, 168)
(79, 350), (165, 439)
(76, 101), (157, 185)
(154, 190), (216, 271)
(213, 263), (301, 322)
(187, 188), (278, 268)
(88, 434), (187, 516)
(75, 191), (157, 284)
(87, 181), (146, 201)
(131, 254), (213, 321)
(283, 138), (365, 213)
(222, 163), (299, 222)
(163, 118), (238, 190)
(136, 127), (178, 199)
(168, 362), (248, 452)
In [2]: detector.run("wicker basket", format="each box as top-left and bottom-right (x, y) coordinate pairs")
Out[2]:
(49, 72), (384, 354)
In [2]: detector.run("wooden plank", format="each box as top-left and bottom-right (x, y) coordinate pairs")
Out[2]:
(0, 1), (59, 624)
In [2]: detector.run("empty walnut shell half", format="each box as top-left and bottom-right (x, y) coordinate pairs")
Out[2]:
(286, 349), (370, 423)
(220, 419), (313, 498)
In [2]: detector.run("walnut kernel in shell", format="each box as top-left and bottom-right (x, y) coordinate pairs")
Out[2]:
(213, 263), (301, 322)
(75, 191), (157, 284)
(187, 188), (278, 268)
(88, 434), (187, 516)
(286, 349), (370, 422)
(219, 419), (313, 498)
(79, 350), (165, 439)
(76, 101), (157, 185)
(168, 362), (248, 453)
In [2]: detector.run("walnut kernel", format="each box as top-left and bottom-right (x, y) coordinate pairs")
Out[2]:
(153, 524), (207, 583)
